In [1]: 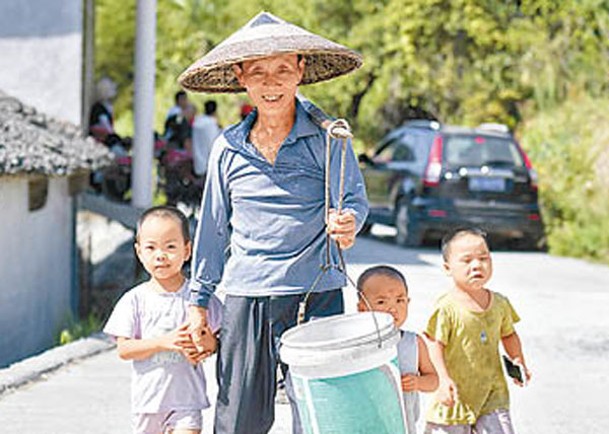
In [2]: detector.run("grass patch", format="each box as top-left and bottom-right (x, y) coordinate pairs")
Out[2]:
(57, 313), (104, 346)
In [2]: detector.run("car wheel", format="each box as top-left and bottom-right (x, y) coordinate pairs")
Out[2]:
(394, 199), (422, 247)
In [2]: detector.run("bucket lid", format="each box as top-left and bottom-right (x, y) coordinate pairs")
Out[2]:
(281, 312), (397, 356)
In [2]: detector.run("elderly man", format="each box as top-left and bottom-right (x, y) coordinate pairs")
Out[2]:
(179, 12), (368, 434)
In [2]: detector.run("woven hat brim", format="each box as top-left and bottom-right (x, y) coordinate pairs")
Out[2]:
(179, 36), (363, 93)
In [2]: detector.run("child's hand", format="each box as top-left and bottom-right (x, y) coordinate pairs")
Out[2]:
(158, 323), (192, 352)
(401, 374), (419, 392)
(512, 356), (532, 386)
(436, 377), (458, 407)
(179, 336), (205, 365)
(180, 325), (218, 365)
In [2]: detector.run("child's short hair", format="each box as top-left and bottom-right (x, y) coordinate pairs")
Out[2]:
(136, 206), (191, 243)
(441, 227), (489, 261)
(357, 265), (408, 293)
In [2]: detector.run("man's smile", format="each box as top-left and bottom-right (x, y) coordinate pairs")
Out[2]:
(262, 94), (282, 102)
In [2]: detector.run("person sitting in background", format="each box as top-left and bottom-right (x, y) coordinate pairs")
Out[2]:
(164, 91), (192, 147)
(89, 77), (118, 145)
(166, 90), (189, 121)
(165, 103), (196, 151)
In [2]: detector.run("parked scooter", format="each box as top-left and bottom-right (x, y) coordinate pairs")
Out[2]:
(157, 146), (204, 207)
(99, 134), (133, 202)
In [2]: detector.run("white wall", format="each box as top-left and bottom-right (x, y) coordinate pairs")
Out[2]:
(0, 177), (74, 367)
(0, 0), (83, 125)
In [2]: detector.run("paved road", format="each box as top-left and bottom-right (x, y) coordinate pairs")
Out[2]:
(1, 225), (608, 433)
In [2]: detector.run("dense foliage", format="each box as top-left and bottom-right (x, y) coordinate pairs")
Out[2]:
(95, 0), (609, 262)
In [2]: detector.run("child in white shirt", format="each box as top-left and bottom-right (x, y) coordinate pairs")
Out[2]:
(104, 206), (222, 434)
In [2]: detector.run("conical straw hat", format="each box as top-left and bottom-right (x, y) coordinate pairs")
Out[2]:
(179, 11), (363, 93)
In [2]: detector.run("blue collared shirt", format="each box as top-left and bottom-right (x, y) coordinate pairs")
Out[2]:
(189, 100), (369, 307)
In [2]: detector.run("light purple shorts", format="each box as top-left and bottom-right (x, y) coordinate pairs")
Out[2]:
(424, 409), (515, 434)
(132, 409), (202, 434)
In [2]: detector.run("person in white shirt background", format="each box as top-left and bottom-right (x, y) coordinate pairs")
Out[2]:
(192, 100), (222, 179)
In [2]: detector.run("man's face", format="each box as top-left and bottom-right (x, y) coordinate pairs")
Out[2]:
(233, 54), (305, 116)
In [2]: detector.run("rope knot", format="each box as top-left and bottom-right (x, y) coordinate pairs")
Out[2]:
(327, 118), (353, 139)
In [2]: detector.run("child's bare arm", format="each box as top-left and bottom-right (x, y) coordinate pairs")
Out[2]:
(417, 335), (439, 392)
(424, 334), (457, 407)
(116, 323), (191, 361)
(401, 335), (438, 393)
(501, 331), (531, 385)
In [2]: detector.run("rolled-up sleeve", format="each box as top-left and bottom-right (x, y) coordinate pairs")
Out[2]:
(189, 139), (231, 308)
(329, 137), (369, 232)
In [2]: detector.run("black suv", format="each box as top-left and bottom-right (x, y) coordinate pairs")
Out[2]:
(359, 120), (545, 248)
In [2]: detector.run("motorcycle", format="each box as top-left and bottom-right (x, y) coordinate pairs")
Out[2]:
(158, 146), (204, 207)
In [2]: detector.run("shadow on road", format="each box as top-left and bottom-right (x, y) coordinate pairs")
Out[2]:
(346, 235), (439, 267)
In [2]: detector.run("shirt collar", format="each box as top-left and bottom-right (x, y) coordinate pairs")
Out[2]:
(223, 98), (320, 150)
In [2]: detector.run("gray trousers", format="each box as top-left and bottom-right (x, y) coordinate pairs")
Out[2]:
(213, 289), (344, 434)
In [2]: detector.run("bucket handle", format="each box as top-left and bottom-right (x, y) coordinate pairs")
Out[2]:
(297, 267), (385, 349)
(296, 118), (385, 348)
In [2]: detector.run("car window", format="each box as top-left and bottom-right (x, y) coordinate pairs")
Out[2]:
(409, 132), (433, 164)
(392, 143), (415, 161)
(373, 138), (399, 163)
(443, 135), (524, 167)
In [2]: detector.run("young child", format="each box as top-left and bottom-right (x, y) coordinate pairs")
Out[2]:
(357, 265), (438, 434)
(424, 228), (531, 434)
(104, 206), (222, 434)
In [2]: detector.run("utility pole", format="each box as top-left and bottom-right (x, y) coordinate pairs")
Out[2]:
(131, 0), (157, 208)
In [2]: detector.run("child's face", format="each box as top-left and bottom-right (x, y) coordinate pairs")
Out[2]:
(358, 275), (409, 328)
(444, 233), (492, 292)
(135, 216), (191, 284)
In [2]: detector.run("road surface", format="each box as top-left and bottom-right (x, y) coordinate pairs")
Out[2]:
(1, 225), (608, 433)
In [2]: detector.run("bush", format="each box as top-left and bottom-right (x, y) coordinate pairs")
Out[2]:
(519, 96), (609, 263)
(57, 313), (103, 345)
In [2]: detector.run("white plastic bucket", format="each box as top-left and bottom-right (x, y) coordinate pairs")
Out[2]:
(280, 312), (407, 434)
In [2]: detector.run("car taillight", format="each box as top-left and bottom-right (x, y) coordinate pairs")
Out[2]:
(424, 136), (443, 187)
(520, 146), (538, 191)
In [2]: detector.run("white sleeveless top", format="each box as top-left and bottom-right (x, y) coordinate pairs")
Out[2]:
(397, 330), (421, 434)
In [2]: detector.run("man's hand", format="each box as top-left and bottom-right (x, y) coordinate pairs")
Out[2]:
(436, 377), (458, 407)
(183, 324), (218, 363)
(327, 209), (357, 249)
(188, 305), (208, 353)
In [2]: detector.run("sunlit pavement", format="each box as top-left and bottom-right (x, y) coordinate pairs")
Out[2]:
(1, 225), (608, 433)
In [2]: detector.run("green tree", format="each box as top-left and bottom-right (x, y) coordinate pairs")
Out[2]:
(94, 0), (609, 261)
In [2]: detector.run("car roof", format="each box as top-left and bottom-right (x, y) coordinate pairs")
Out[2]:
(393, 120), (513, 139)
(440, 125), (512, 138)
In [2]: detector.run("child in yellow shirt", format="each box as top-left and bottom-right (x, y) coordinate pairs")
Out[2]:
(424, 228), (531, 434)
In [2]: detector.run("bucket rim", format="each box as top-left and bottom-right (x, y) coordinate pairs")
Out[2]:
(280, 312), (397, 351)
